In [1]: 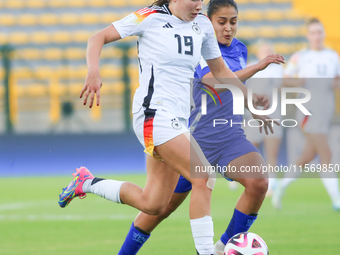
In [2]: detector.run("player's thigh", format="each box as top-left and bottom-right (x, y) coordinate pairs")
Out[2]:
(307, 133), (331, 156)
(154, 132), (211, 185)
(226, 152), (268, 185)
(142, 155), (180, 208)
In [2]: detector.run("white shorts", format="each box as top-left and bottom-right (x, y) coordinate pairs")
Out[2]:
(133, 108), (189, 160)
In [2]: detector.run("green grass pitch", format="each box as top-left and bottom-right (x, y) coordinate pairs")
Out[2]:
(0, 174), (339, 254)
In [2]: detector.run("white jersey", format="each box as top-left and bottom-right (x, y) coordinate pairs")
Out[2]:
(284, 48), (340, 133)
(112, 5), (221, 119)
(284, 48), (340, 78)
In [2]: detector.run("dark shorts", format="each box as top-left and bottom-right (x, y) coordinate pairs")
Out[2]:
(174, 135), (260, 193)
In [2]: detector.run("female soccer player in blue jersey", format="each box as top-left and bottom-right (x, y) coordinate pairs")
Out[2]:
(117, 1), (285, 254)
(58, 0), (275, 254)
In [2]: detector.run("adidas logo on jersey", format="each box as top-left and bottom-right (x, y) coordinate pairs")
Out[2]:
(163, 23), (173, 28)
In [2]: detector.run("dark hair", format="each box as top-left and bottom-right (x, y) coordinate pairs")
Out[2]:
(306, 17), (322, 27)
(152, 0), (169, 6)
(207, 0), (238, 19)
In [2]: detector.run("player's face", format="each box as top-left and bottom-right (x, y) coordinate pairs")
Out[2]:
(210, 6), (238, 47)
(307, 23), (325, 50)
(171, 0), (203, 22)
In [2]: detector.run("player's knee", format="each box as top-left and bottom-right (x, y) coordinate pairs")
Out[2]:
(143, 202), (168, 215)
(246, 178), (268, 196)
(157, 204), (177, 220)
(191, 177), (210, 190)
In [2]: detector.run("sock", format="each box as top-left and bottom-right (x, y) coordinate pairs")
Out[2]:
(82, 177), (124, 203)
(220, 209), (257, 245)
(118, 222), (150, 255)
(190, 215), (214, 255)
(320, 174), (340, 204)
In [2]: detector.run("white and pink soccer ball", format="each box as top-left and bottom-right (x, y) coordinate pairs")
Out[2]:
(224, 232), (269, 255)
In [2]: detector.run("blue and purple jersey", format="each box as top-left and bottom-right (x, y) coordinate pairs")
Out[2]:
(190, 38), (248, 153)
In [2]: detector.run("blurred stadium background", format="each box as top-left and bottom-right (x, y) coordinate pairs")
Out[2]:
(1, 1), (340, 254)
(1, 0), (340, 176)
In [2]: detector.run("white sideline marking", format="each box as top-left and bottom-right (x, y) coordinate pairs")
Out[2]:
(0, 214), (137, 221)
(0, 200), (55, 211)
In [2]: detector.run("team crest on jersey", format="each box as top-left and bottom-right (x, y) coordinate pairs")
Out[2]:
(171, 118), (182, 130)
(192, 23), (201, 34)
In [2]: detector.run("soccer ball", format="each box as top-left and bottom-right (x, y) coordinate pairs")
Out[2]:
(224, 232), (269, 255)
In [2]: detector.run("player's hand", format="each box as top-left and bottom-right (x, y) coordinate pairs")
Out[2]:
(80, 69), (102, 108)
(252, 93), (270, 110)
(256, 54), (285, 71)
(251, 113), (280, 135)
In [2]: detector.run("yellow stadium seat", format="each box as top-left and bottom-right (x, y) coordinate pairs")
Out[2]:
(250, 0), (269, 4)
(285, 9), (305, 21)
(17, 14), (38, 26)
(10, 32), (29, 45)
(102, 47), (123, 59)
(294, 42), (308, 51)
(235, 0), (250, 4)
(241, 10), (263, 22)
(43, 48), (64, 60)
(14, 48), (41, 60)
(271, 0), (291, 3)
(68, 0), (86, 8)
(14, 67), (33, 79)
(26, 85), (49, 97)
(89, 0), (107, 7)
(237, 27), (257, 40)
(6, 0), (25, 9)
(100, 13), (119, 24)
(48, 0), (67, 8)
(101, 65), (122, 78)
(279, 26), (299, 38)
(274, 43), (293, 55)
(298, 26), (307, 36)
(107, 0), (127, 7)
(73, 31), (93, 43)
(0, 33), (9, 44)
(0, 15), (16, 26)
(64, 48), (85, 60)
(26, 0), (46, 8)
(258, 26), (278, 38)
(39, 14), (59, 26)
(130, 0), (149, 7)
(53, 31), (72, 44)
(80, 13), (100, 25)
(60, 14), (79, 25)
(264, 9), (284, 21)
(30, 31), (50, 44)
(35, 66), (54, 79)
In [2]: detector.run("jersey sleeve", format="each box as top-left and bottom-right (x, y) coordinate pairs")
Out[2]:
(112, 8), (154, 39)
(195, 57), (211, 78)
(284, 52), (300, 77)
(200, 16), (221, 61)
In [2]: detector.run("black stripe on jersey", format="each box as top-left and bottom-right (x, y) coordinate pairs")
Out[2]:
(163, 4), (172, 15)
(137, 41), (142, 73)
(142, 66), (154, 109)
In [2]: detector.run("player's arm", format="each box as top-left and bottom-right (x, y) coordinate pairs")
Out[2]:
(235, 54), (285, 82)
(80, 25), (121, 108)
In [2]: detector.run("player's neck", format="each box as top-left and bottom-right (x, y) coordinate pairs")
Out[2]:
(310, 44), (324, 51)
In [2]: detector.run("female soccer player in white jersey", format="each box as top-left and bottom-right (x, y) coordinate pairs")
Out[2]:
(272, 18), (340, 210)
(114, 1), (285, 254)
(57, 0), (272, 254)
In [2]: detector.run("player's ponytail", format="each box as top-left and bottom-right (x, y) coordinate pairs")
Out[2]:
(207, 0), (238, 19)
(152, 0), (169, 7)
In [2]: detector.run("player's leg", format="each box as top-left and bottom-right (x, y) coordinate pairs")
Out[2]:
(309, 134), (340, 209)
(214, 151), (268, 254)
(263, 136), (282, 196)
(272, 134), (316, 209)
(60, 155), (180, 215)
(155, 132), (215, 255)
(118, 178), (190, 255)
